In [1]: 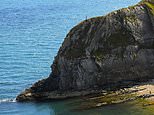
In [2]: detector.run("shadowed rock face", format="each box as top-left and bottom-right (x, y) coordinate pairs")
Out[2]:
(17, 1), (154, 101)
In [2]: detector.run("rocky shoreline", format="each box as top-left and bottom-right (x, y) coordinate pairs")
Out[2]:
(17, 0), (154, 106)
(76, 79), (154, 109)
(17, 79), (154, 109)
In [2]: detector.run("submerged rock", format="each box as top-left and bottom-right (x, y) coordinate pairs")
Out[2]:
(17, 0), (154, 101)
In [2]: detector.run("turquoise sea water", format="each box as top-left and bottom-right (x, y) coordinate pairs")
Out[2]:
(0, 0), (149, 115)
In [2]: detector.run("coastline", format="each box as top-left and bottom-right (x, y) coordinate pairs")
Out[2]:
(16, 1), (154, 112)
(77, 79), (154, 109)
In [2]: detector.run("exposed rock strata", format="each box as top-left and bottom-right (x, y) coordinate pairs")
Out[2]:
(16, 0), (154, 101)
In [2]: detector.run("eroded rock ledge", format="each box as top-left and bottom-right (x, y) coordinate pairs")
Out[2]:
(16, 0), (154, 102)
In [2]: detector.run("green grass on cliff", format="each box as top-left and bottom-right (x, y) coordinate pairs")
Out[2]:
(143, 1), (154, 15)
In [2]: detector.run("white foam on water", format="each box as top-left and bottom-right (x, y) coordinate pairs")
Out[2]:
(0, 98), (16, 103)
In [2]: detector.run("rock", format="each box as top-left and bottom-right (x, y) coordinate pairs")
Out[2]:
(16, 0), (154, 101)
(72, 83), (154, 110)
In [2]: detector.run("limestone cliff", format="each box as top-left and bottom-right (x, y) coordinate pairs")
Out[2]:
(16, 0), (154, 101)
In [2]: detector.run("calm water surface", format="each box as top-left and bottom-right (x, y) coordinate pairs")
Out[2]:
(1, 0), (153, 115)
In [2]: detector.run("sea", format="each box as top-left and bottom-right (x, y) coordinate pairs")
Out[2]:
(1, 0), (154, 115)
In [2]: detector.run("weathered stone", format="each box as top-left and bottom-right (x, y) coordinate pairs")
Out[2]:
(16, 1), (154, 101)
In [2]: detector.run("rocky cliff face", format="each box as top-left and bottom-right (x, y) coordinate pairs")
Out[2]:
(17, 0), (154, 101)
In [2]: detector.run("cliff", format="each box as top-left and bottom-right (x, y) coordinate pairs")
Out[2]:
(16, 0), (154, 101)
